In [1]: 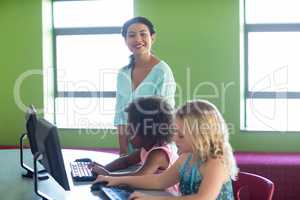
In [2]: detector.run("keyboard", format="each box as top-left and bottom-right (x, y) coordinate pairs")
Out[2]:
(70, 160), (96, 181)
(101, 186), (134, 200)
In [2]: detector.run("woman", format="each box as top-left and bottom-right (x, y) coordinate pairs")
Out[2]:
(114, 16), (176, 156)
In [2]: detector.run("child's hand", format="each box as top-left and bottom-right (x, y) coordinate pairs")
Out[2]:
(90, 165), (109, 175)
(93, 175), (120, 186)
(129, 192), (155, 200)
(88, 161), (104, 169)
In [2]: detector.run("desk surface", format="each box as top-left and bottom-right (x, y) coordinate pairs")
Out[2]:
(0, 149), (172, 200)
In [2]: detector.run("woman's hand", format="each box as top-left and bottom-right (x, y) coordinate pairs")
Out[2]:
(93, 175), (121, 186)
(129, 192), (157, 200)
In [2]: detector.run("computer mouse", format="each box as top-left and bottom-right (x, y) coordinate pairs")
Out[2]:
(90, 181), (108, 191)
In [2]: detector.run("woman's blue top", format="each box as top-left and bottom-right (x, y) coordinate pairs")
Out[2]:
(113, 60), (176, 126)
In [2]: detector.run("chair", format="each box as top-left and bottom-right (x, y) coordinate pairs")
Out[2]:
(232, 172), (274, 200)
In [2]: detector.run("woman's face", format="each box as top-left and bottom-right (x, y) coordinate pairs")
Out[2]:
(173, 118), (194, 155)
(125, 23), (155, 55)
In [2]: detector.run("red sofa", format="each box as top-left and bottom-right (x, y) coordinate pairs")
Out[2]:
(235, 152), (300, 200)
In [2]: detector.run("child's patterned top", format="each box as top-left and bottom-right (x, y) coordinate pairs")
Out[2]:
(179, 154), (234, 199)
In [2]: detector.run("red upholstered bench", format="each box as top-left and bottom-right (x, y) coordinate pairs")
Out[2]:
(234, 152), (300, 200)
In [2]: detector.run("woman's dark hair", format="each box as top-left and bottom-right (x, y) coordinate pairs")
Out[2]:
(126, 96), (173, 146)
(121, 16), (156, 38)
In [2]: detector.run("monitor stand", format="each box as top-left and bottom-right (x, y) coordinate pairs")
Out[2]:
(34, 152), (53, 200)
(19, 132), (48, 180)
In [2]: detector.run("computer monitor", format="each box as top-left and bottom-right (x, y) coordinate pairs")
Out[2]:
(35, 118), (70, 191)
(20, 105), (47, 179)
(25, 105), (38, 154)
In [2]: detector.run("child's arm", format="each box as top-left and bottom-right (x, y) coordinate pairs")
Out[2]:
(90, 150), (141, 174)
(109, 149), (169, 176)
(129, 192), (198, 200)
(94, 154), (187, 189)
(105, 150), (141, 171)
(128, 157), (230, 200)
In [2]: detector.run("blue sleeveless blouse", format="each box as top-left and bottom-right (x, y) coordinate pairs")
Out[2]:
(179, 154), (234, 199)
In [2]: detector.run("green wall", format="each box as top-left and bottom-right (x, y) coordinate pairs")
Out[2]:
(0, 0), (43, 145)
(1, 0), (300, 152)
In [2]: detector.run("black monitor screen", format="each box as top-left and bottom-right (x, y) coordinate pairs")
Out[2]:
(35, 119), (70, 191)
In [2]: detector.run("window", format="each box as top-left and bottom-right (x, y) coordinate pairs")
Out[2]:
(242, 0), (300, 131)
(53, 0), (133, 129)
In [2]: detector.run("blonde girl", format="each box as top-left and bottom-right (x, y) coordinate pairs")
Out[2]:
(94, 100), (238, 200)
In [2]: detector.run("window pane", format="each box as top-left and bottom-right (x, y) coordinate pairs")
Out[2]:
(53, 0), (133, 28)
(246, 99), (300, 131)
(57, 70), (118, 92)
(248, 32), (300, 92)
(246, 0), (300, 23)
(55, 98), (116, 129)
(56, 34), (130, 91)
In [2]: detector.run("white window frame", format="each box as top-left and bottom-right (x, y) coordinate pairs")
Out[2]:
(52, 0), (132, 129)
(242, 0), (300, 132)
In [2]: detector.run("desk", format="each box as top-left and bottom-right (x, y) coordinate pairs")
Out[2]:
(0, 149), (172, 200)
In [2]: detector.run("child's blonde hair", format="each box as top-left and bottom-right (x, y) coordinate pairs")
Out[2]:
(176, 100), (238, 180)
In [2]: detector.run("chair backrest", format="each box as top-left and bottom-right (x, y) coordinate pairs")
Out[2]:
(232, 172), (274, 200)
